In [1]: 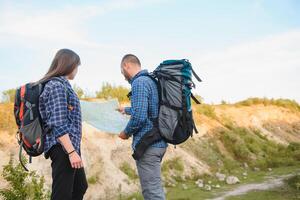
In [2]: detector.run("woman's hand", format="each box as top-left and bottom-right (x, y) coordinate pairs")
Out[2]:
(69, 151), (83, 169)
(58, 134), (83, 169)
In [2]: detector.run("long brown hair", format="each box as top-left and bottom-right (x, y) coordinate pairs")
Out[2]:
(37, 49), (81, 84)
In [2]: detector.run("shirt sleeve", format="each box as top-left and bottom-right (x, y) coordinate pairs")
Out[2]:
(45, 82), (70, 139)
(124, 107), (132, 115)
(124, 79), (149, 136)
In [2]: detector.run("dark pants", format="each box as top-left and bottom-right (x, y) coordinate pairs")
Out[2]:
(49, 145), (88, 200)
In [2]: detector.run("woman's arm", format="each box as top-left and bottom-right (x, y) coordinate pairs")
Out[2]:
(58, 134), (83, 169)
(46, 82), (83, 169)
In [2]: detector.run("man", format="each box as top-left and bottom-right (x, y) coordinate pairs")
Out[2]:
(117, 54), (168, 200)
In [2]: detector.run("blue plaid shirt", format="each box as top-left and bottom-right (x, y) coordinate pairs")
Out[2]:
(124, 70), (167, 150)
(39, 76), (82, 158)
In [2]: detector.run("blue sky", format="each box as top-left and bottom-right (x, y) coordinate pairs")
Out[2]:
(0, 0), (299, 103)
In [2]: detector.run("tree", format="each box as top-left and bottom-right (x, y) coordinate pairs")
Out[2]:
(96, 82), (130, 102)
(73, 84), (84, 99)
(2, 89), (16, 103)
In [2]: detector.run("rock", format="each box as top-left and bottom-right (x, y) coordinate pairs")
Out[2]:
(208, 180), (212, 184)
(182, 184), (188, 190)
(243, 163), (249, 168)
(163, 187), (167, 194)
(268, 168), (272, 172)
(197, 182), (204, 188)
(226, 176), (240, 185)
(242, 172), (248, 176)
(215, 184), (221, 188)
(166, 177), (177, 186)
(204, 184), (212, 191)
(196, 179), (204, 188)
(195, 179), (203, 184)
(254, 167), (260, 171)
(216, 172), (226, 181)
(217, 160), (223, 167)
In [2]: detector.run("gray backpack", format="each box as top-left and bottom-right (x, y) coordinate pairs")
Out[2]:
(14, 77), (69, 170)
(152, 59), (201, 144)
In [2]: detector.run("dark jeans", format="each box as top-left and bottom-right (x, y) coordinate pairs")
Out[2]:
(49, 145), (88, 200)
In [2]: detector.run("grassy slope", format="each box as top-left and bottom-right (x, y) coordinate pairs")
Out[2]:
(124, 99), (300, 199)
(1, 98), (300, 199)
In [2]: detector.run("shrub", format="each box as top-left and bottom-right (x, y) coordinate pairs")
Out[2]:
(119, 162), (138, 180)
(235, 98), (300, 112)
(0, 103), (17, 135)
(195, 104), (218, 119)
(287, 175), (300, 191)
(0, 157), (49, 200)
(162, 157), (184, 173)
(96, 83), (130, 103)
(219, 127), (300, 169)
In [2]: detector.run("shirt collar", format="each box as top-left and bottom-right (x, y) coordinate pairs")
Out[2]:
(59, 76), (71, 86)
(129, 69), (148, 84)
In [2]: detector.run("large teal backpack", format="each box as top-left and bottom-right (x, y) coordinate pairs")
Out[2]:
(152, 59), (201, 144)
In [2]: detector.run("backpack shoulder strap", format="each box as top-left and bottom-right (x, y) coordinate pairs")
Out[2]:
(127, 73), (156, 99)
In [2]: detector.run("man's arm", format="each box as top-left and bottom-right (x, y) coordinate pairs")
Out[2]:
(124, 107), (132, 115)
(123, 79), (149, 137)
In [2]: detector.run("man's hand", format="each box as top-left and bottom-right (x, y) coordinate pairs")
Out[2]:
(116, 106), (125, 114)
(119, 131), (129, 140)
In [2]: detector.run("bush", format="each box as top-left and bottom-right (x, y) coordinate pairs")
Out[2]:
(195, 104), (218, 119)
(162, 157), (184, 173)
(219, 127), (300, 169)
(87, 175), (98, 185)
(119, 162), (138, 180)
(96, 83), (130, 103)
(287, 175), (300, 191)
(0, 157), (49, 200)
(0, 103), (17, 135)
(235, 97), (300, 112)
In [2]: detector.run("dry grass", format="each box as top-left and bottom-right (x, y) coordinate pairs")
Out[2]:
(0, 103), (17, 135)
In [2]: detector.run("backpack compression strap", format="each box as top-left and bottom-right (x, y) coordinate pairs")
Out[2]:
(191, 68), (202, 82)
(19, 85), (26, 127)
(18, 85), (32, 171)
(191, 93), (201, 104)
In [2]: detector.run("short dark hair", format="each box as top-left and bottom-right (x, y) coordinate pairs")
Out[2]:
(121, 54), (141, 66)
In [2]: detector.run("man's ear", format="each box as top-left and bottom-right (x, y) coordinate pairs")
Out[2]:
(123, 62), (130, 71)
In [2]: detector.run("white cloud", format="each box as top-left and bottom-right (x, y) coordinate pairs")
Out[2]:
(0, 0), (169, 96)
(191, 30), (300, 103)
(0, 0), (167, 46)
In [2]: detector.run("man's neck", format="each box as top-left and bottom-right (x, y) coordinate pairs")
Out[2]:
(130, 69), (141, 80)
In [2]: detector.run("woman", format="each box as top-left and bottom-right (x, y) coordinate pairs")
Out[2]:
(38, 49), (88, 200)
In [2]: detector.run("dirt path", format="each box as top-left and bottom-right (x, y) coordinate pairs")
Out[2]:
(211, 175), (292, 200)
